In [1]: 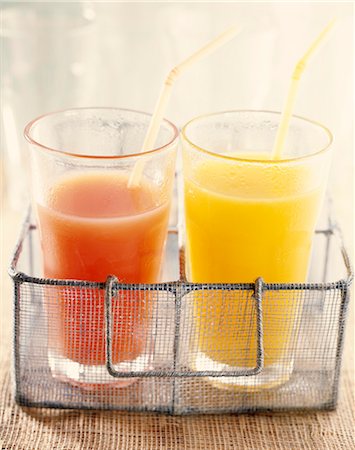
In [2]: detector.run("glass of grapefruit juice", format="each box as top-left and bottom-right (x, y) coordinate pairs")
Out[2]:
(25, 108), (178, 387)
(182, 110), (332, 390)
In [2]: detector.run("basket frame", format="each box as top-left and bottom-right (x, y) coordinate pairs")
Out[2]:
(9, 209), (353, 414)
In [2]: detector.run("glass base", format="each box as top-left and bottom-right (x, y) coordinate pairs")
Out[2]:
(193, 351), (294, 392)
(48, 350), (152, 389)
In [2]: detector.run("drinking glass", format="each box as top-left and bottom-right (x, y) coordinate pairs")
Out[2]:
(182, 110), (332, 390)
(25, 107), (178, 387)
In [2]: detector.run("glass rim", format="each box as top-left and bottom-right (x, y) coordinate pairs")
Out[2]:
(181, 109), (333, 164)
(24, 107), (179, 160)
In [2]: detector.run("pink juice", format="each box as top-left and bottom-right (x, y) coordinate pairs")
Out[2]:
(37, 171), (170, 365)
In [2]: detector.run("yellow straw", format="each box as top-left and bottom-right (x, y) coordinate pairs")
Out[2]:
(272, 19), (336, 160)
(128, 26), (240, 187)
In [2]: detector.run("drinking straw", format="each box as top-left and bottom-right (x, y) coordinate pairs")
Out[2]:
(272, 19), (336, 160)
(128, 26), (240, 187)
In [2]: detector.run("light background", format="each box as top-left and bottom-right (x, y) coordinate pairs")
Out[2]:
(1, 1), (353, 249)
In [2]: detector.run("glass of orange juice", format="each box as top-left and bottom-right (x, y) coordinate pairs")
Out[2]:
(25, 107), (178, 387)
(182, 110), (332, 390)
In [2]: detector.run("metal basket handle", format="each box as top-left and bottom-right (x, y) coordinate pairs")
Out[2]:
(104, 276), (264, 378)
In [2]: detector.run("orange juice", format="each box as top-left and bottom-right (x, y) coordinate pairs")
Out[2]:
(37, 171), (170, 365)
(184, 154), (323, 373)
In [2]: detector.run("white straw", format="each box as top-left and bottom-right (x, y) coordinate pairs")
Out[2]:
(272, 19), (336, 160)
(128, 26), (240, 187)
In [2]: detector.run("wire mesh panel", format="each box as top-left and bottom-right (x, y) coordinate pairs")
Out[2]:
(174, 284), (347, 414)
(14, 279), (177, 412)
(9, 214), (352, 414)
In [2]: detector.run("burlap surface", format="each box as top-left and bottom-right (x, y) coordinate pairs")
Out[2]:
(1, 208), (354, 450)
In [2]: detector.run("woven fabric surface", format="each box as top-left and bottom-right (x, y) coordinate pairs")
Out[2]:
(0, 342), (354, 450)
(1, 209), (354, 450)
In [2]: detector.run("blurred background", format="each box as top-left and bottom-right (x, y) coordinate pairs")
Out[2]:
(1, 1), (353, 241)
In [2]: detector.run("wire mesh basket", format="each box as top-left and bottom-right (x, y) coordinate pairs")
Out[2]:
(9, 211), (352, 415)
